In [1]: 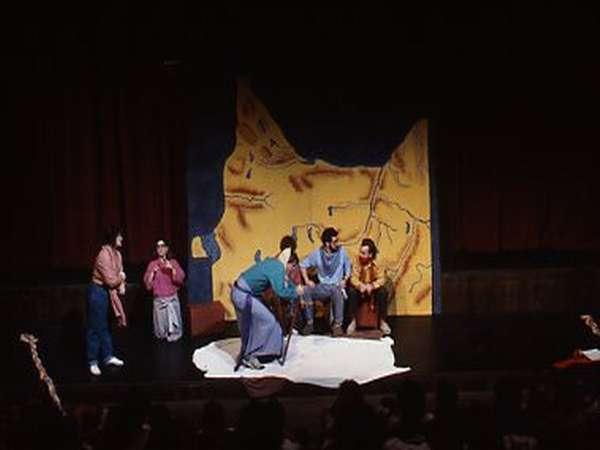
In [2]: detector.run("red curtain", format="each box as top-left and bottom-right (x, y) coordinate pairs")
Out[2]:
(6, 58), (188, 274)
(6, 57), (600, 277)
(439, 122), (600, 259)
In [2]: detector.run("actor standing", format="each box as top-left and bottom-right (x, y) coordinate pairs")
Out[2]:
(231, 246), (304, 369)
(143, 239), (186, 342)
(87, 226), (127, 376)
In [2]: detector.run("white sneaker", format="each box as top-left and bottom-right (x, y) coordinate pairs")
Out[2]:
(105, 356), (124, 367)
(380, 320), (391, 335)
(89, 363), (101, 376)
(346, 319), (356, 335)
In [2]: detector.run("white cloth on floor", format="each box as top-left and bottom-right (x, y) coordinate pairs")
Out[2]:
(581, 348), (600, 361)
(192, 333), (410, 388)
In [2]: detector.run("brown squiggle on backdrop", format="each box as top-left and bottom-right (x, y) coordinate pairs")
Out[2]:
(258, 145), (296, 165)
(303, 167), (354, 179)
(227, 186), (267, 197)
(359, 168), (377, 200)
(226, 202), (265, 230)
(364, 220), (375, 238)
(392, 151), (407, 173)
(259, 145), (273, 159)
(300, 176), (313, 189)
(373, 197), (385, 212)
(394, 227), (421, 290)
(288, 175), (303, 192)
(396, 253), (414, 289)
(236, 208), (249, 229)
(380, 169), (388, 190)
(227, 157), (245, 176)
(270, 153), (296, 165)
(238, 123), (258, 145)
(415, 284), (431, 305)
(289, 167), (355, 191)
(217, 226), (234, 251)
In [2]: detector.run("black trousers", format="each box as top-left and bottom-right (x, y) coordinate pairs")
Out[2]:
(346, 285), (388, 324)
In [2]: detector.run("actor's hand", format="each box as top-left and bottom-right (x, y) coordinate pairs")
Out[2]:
(296, 285), (305, 296)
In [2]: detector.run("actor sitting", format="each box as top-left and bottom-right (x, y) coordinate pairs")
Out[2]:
(346, 238), (391, 335)
(299, 227), (351, 337)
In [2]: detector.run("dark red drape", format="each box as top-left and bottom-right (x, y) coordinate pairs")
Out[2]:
(6, 57), (600, 278)
(439, 121), (600, 260)
(6, 58), (188, 275)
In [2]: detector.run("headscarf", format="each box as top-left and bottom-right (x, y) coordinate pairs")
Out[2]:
(277, 247), (292, 267)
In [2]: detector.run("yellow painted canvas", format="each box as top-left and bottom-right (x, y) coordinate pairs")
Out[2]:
(192, 80), (433, 319)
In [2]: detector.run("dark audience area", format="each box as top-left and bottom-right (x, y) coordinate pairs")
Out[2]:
(3, 374), (600, 450)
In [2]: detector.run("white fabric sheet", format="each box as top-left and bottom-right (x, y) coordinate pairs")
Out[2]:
(192, 333), (410, 388)
(581, 348), (600, 361)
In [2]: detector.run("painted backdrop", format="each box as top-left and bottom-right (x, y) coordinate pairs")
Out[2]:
(188, 80), (433, 319)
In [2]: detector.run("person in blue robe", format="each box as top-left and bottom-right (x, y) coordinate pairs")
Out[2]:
(231, 247), (304, 369)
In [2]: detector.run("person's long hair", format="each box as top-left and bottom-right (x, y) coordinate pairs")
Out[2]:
(102, 225), (123, 247)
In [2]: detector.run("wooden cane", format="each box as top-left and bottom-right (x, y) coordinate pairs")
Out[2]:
(279, 298), (300, 366)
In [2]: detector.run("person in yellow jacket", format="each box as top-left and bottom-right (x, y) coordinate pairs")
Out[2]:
(346, 238), (391, 335)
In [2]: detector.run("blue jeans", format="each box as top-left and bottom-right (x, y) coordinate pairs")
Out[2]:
(86, 283), (114, 365)
(302, 283), (345, 326)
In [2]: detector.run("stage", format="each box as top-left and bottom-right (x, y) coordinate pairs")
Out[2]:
(5, 314), (597, 408)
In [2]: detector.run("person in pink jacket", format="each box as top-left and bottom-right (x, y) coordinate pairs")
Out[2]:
(87, 226), (127, 376)
(143, 239), (186, 342)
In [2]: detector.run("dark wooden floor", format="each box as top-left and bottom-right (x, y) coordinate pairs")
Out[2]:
(4, 314), (598, 404)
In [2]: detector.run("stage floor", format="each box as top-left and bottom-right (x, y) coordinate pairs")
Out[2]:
(3, 315), (597, 404)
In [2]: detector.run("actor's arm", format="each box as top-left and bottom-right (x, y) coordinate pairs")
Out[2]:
(143, 261), (157, 291)
(371, 264), (384, 290)
(349, 257), (366, 292)
(340, 249), (352, 287)
(269, 265), (299, 300)
(300, 251), (316, 287)
(170, 259), (186, 286)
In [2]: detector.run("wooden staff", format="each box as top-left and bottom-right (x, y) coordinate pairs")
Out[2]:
(279, 298), (300, 366)
(19, 333), (66, 416)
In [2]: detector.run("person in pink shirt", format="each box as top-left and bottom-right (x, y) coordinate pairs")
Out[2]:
(143, 239), (186, 342)
(87, 226), (127, 376)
